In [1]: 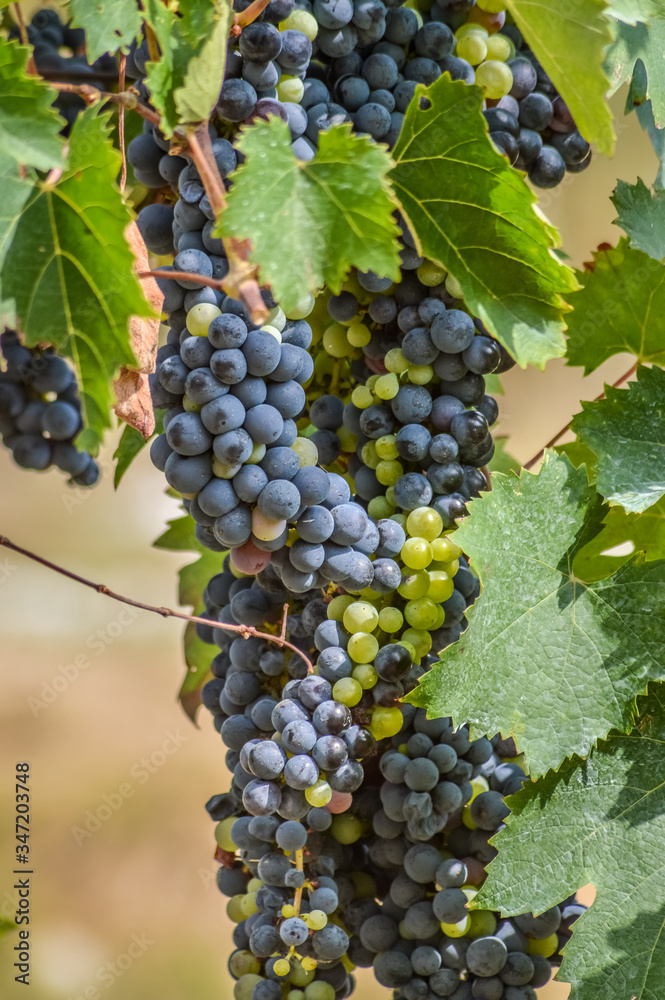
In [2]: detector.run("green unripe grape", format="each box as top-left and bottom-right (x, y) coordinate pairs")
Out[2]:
(289, 991), (307, 1000)
(240, 891), (259, 916)
(528, 933), (559, 958)
(273, 959), (291, 977)
(440, 916), (470, 938)
(427, 570), (454, 603)
(399, 919), (417, 940)
(183, 394), (203, 413)
(352, 385), (374, 409)
(456, 22), (488, 39)
(186, 302), (221, 336)
(337, 427), (357, 452)
(333, 676), (363, 706)
(398, 570), (430, 600)
(247, 877), (263, 892)
(384, 348), (410, 374)
(343, 601), (379, 633)
(328, 594), (354, 621)
(330, 813), (363, 844)
(408, 365), (434, 385)
(457, 32), (487, 64)
(352, 663), (378, 689)
(376, 459), (403, 486)
(323, 323), (349, 358)
(476, 59), (513, 98)
(235, 974), (264, 1000)
(245, 441), (266, 465)
(267, 305), (286, 331)
(370, 705), (403, 739)
(351, 871), (377, 897)
(305, 779), (332, 807)
(401, 627), (432, 656)
(277, 75), (305, 103)
(286, 293), (315, 318)
(292, 437), (318, 466)
(366, 374), (379, 391)
(368, 496), (395, 520)
(227, 895), (248, 923)
(431, 535), (462, 561)
(304, 909), (328, 929)
(468, 910), (497, 939)
(469, 775), (490, 802)
(378, 606), (403, 633)
(213, 456), (241, 479)
(290, 963), (315, 986)
(443, 558), (460, 578)
(215, 816), (237, 850)
(347, 631), (379, 662)
(432, 604), (446, 629)
(405, 597), (440, 629)
(304, 982), (335, 1000)
(401, 537), (433, 570)
(280, 8), (318, 39)
(385, 485), (396, 507)
(347, 322), (371, 347)
(391, 512), (407, 529)
(361, 441), (380, 469)
(417, 260), (447, 287)
(375, 434), (398, 460)
(398, 639), (417, 660)
(262, 324), (282, 343)
(375, 373), (399, 399)
(445, 272), (464, 299)
(253, 509), (287, 541)
(407, 506), (443, 541)
(485, 34), (512, 61)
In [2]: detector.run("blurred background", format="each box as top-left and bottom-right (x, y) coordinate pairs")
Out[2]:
(0, 4), (655, 994)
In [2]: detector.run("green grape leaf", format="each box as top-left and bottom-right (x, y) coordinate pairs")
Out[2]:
(605, 20), (665, 125)
(1, 109), (152, 454)
(612, 178), (665, 260)
(69, 0), (142, 62)
(573, 497), (665, 581)
(571, 365), (665, 513)
(113, 411), (163, 488)
(489, 436), (520, 475)
(154, 511), (225, 721)
(406, 452), (665, 777)
(0, 152), (33, 315)
(565, 239), (665, 373)
(475, 685), (665, 1000)
(555, 439), (598, 476)
(390, 75), (577, 369)
(141, 0), (231, 136)
(220, 117), (401, 314)
(504, 0), (615, 156)
(606, 0), (665, 20)
(0, 39), (64, 170)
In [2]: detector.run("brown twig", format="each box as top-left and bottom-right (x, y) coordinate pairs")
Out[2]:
(13, 3), (29, 46)
(280, 603), (288, 640)
(119, 53), (127, 193)
(236, 0), (273, 28)
(139, 269), (227, 292)
(0, 535), (313, 673)
(523, 361), (639, 471)
(49, 81), (162, 125)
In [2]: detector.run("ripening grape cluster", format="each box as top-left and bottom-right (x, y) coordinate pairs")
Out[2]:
(192, 555), (586, 1000)
(0, 331), (99, 484)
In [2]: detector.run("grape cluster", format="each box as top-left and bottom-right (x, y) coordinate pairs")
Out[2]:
(12, 9), (117, 133)
(195, 554), (585, 1000)
(0, 331), (99, 484)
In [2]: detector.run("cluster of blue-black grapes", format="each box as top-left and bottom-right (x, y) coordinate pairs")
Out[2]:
(11, 8), (117, 133)
(0, 331), (99, 485)
(196, 556), (586, 1000)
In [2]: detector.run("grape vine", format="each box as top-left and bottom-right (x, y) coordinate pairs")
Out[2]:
(2, 2), (665, 999)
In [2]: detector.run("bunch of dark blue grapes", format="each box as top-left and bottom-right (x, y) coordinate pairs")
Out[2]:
(0, 331), (99, 485)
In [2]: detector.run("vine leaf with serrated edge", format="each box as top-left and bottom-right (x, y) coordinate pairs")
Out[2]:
(565, 238), (665, 373)
(475, 685), (665, 1000)
(68, 0), (142, 63)
(612, 178), (665, 260)
(390, 74), (577, 370)
(1, 108), (154, 455)
(405, 452), (665, 778)
(605, 18), (665, 126)
(571, 365), (665, 514)
(504, 0), (615, 156)
(0, 39), (64, 170)
(220, 117), (401, 315)
(141, 0), (231, 137)
(154, 512), (225, 722)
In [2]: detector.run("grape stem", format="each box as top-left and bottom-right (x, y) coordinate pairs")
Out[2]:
(13, 4), (29, 47)
(49, 81), (162, 125)
(293, 848), (305, 916)
(235, 0), (273, 29)
(522, 361), (638, 471)
(118, 53), (127, 193)
(0, 535), (313, 672)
